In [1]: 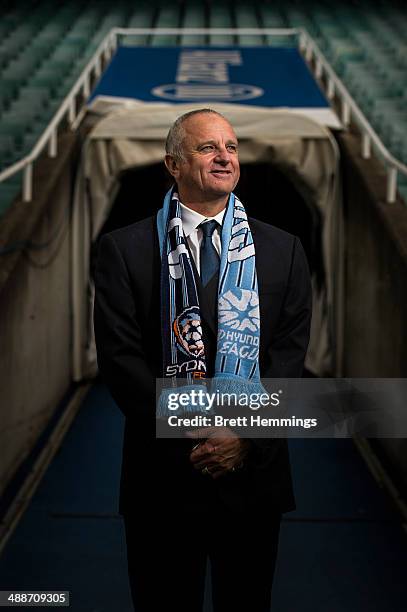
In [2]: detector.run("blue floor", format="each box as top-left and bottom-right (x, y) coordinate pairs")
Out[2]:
(0, 382), (406, 611)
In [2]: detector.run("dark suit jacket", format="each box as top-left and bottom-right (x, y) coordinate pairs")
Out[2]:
(94, 214), (312, 518)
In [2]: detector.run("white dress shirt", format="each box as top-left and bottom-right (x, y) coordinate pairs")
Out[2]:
(179, 202), (226, 273)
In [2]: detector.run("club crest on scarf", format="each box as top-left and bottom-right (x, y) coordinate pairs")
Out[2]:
(173, 307), (204, 358)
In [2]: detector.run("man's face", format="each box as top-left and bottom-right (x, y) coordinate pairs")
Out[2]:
(166, 113), (240, 204)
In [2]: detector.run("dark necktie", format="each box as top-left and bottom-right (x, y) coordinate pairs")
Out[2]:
(199, 220), (220, 287)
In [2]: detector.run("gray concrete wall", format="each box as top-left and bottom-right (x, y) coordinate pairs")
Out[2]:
(338, 132), (407, 375)
(0, 141), (75, 498)
(341, 153), (407, 375)
(338, 131), (407, 484)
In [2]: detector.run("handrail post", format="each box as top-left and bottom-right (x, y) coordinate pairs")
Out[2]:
(327, 78), (335, 99)
(68, 99), (76, 127)
(362, 134), (371, 159)
(48, 129), (57, 158)
(111, 29), (118, 52)
(95, 56), (101, 78)
(23, 164), (33, 202)
(83, 74), (90, 99)
(341, 99), (350, 127)
(386, 167), (397, 203)
(305, 40), (313, 62)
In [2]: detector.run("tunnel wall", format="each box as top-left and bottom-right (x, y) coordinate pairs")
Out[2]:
(339, 135), (407, 376)
(0, 135), (76, 499)
(338, 131), (407, 484)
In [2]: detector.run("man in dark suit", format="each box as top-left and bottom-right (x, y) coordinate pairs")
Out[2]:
(94, 109), (312, 612)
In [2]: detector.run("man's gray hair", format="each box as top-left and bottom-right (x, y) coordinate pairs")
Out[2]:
(165, 108), (227, 161)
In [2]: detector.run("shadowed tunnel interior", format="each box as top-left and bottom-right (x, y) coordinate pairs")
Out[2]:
(98, 162), (323, 286)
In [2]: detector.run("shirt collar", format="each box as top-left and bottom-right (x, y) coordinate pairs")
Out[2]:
(179, 202), (226, 239)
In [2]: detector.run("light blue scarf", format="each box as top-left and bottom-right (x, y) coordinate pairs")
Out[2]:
(157, 186), (266, 415)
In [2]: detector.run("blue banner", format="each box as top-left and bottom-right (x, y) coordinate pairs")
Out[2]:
(89, 46), (330, 109)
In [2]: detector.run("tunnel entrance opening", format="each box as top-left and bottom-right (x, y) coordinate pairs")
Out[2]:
(73, 105), (342, 380)
(99, 162), (319, 283)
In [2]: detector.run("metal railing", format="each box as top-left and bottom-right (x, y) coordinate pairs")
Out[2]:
(0, 29), (118, 202)
(0, 27), (406, 204)
(297, 30), (407, 203)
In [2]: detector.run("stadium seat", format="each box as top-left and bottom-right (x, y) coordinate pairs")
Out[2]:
(0, 116), (27, 150)
(234, 3), (262, 46)
(180, 3), (206, 46)
(0, 133), (15, 170)
(208, 6), (235, 46)
(150, 6), (181, 47)
(0, 79), (19, 113)
(124, 12), (155, 47)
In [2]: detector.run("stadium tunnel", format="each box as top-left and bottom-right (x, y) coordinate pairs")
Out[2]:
(72, 103), (344, 383)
